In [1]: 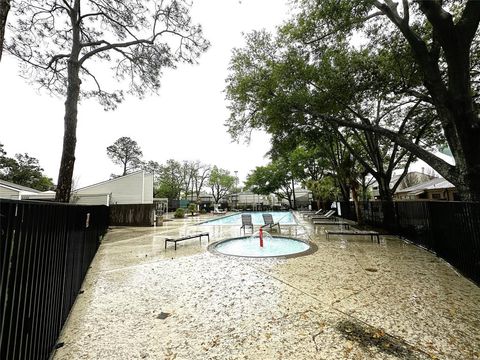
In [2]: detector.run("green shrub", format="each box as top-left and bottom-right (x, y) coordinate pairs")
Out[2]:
(174, 208), (185, 218)
(188, 203), (196, 215)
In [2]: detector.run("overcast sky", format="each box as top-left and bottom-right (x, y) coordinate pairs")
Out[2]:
(0, 0), (290, 188)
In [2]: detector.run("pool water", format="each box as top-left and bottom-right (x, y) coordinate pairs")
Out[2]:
(201, 211), (297, 225)
(211, 235), (311, 257)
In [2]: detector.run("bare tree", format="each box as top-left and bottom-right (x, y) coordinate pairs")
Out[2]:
(193, 162), (210, 201)
(180, 160), (194, 199)
(6, 0), (209, 201)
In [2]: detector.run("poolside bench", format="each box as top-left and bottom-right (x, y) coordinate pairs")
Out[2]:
(165, 232), (210, 250)
(325, 230), (380, 244)
(314, 221), (350, 229)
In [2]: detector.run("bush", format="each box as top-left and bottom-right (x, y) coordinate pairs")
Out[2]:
(188, 203), (196, 215)
(174, 208), (185, 218)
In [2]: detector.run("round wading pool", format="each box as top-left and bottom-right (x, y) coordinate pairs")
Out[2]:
(208, 234), (317, 258)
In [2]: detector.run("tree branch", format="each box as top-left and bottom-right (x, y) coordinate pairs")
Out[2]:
(456, 0), (480, 45)
(334, 128), (378, 178)
(47, 53), (70, 69)
(374, 0), (448, 104)
(78, 28), (190, 64)
(304, 110), (458, 184)
(401, 0), (409, 25)
(81, 65), (101, 91)
(304, 11), (383, 45)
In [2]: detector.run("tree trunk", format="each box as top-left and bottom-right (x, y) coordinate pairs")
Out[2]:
(361, 176), (369, 202)
(445, 104), (480, 201)
(55, 60), (81, 202)
(0, 0), (9, 61)
(383, 1), (480, 200)
(377, 180), (396, 230)
(291, 178), (296, 209)
(283, 189), (293, 209)
(55, 2), (81, 202)
(351, 186), (363, 226)
(339, 182), (350, 202)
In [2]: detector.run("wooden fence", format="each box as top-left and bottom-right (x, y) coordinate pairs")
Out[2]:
(109, 204), (155, 226)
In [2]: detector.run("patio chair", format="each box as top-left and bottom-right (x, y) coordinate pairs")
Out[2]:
(261, 213), (280, 232)
(240, 214), (254, 234)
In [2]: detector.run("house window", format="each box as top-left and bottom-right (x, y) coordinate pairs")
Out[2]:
(431, 193), (441, 200)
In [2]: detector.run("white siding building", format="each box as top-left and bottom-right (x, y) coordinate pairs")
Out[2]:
(72, 171), (153, 206)
(0, 179), (54, 200)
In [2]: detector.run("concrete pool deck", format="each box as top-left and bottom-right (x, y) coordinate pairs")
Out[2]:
(53, 212), (480, 359)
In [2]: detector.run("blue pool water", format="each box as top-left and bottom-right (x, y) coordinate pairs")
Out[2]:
(201, 211), (297, 225)
(212, 236), (310, 257)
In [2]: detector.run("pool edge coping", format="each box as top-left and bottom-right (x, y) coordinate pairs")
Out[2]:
(197, 211), (298, 226)
(207, 235), (318, 259)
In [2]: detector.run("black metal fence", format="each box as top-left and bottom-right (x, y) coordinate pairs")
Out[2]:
(339, 200), (480, 284)
(0, 199), (109, 360)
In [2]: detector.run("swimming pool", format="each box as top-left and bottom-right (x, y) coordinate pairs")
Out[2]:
(201, 211), (297, 225)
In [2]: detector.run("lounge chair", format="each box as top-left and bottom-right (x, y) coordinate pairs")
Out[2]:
(213, 208), (227, 215)
(310, 210), (336, 221)
(302, 209), (324, 218)
(240, 214), (254, 234)
(261, 214), (280, 231)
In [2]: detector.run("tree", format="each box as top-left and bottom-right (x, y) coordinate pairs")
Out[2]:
(336, 150), (365, 224)
(285, 0), (480, 200)
(107, 137), (143, 176)
(225, 29), (444, 225)
(0, 0), (9, 60)
(180, 161), (196, 200)
(245, 160), (296, 209)
(0, 143), (16, 176)
(156, 159), (183, 202)
(284, 145), (326, 182)
(306, 176), (338, 209)
(208, 166), (235, 204)
(142, 160), (162, 184)
(6, 0), (209, 202)
(0, 144), (54, 191)
(193, 162), (210, 201)
(226, 1), (480, 200)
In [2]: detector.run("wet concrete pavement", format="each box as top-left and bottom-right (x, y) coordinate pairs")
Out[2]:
(53, 212), (480, 359)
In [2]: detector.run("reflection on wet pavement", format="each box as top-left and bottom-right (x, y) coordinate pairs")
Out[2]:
(54, 212), (480, 359)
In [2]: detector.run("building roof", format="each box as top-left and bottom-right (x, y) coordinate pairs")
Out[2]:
(370, 171), (430, 189)
(395, 177), (455, 195)
(74, 170), (150, 191)
(0, 179), (41, 193)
